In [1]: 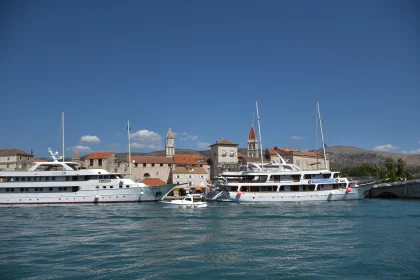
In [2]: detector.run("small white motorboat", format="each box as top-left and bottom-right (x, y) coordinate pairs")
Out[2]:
(160, 194), (207, 208)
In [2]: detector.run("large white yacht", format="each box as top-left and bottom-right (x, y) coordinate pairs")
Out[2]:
(207, 101), (379, 202)
(0, 148), (175, 204)
(208, 161), (378, 202)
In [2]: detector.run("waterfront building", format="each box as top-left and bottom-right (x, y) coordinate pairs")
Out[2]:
(273, 147), (329, 170)
(209, 139), (239, 178)
(85, 152), (116, 170)
(0, 149), (33, 171)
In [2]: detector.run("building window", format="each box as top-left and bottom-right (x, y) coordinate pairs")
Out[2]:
(98, 159), (102, 167)
(143, 163), (146, 167)
(230, 151), (234, 157)
(176, 175), (181, 179)
(89, 159), (93, 166)
(144, 173), (150, 178)
(222, 150), (226, 157)
(152, 164), (155, 167)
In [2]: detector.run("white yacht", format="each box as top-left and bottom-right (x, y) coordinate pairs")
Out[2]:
(208, 101), (379, 202)
(209, 161), (377, 202)
(0, 148), (175, 204)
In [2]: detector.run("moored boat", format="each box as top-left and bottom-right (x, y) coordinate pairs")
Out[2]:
(160, 194), (207, 208)
(0, 148), (175, 204)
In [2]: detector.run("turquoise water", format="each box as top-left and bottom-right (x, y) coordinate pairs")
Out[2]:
(1, 199), (419, 279)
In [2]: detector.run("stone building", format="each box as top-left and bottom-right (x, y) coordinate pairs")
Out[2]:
(85, 152), (116, 170)
(0, 149), (33, 171)
(209, 138), (239, 178)
(247, 126), (258, 158)
(273, 147), (329, 170)
(118, 156), (174, 183)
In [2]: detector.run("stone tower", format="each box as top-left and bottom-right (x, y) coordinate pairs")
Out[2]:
(165, 128), (175, 157)
(247, 126), (258, 158)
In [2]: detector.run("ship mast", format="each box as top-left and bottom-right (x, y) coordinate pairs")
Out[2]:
(127, 120), (132, 178)
(317, 102), (328, 169)
(256, 101), (264, 171)
(62, 112), (65, 162)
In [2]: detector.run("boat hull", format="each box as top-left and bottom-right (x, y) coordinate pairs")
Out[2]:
(218, 185), (372, 202)
(0, 184), (176, 205)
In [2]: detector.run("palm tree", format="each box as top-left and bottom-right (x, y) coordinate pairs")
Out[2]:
(396, 158), (407, 178)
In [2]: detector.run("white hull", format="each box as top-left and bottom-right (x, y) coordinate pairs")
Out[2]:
(0, 184), (175, 204)
(219, 185), (372, 202)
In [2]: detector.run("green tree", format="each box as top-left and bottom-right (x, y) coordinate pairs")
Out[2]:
(396, 158), (407, 178)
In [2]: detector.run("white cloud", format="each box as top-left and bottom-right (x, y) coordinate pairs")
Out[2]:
(176, 132), (198, 141)
(373, 144), (400, 152)
(401, 149), (420, 154)
(69, 145), (92, 153)
(80, 135), (100, 144)
(131, 142), (162, 150)
(197, 142), (211, 149)
(130, 130), (161, 142)
(291, 136), (304, 140)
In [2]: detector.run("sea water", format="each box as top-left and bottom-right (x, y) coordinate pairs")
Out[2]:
(1, 199), (419, 279)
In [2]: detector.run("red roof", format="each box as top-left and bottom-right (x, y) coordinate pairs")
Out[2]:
(128, 156), (173, 164)
(86, 152), (114, 159)
(173, 154), (200, 165)
(173, 167), (208, 174)
(33, 159), (48, 162)
(267, 148), (277, 155)
(301, 151), (323, 158)
(142, 178), (167, 186)
(209, 138), (238, 147)
(0, 149), (33, 157)
(248, 126), (257, 140)
(238, 152), (245, 158)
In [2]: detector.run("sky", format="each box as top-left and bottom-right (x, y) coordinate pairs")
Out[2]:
(1, 0), (418, 158)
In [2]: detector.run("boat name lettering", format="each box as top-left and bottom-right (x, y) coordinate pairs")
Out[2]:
(99, 179), (111, 183)
(312, 179), (336, 184)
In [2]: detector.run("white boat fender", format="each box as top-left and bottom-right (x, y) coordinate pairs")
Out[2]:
(95, 194), (100, 199)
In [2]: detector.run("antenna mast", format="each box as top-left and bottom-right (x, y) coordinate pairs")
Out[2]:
(317, 102), (327, 169)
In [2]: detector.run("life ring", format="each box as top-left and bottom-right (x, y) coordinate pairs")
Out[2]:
(335, 179), (339, 183)
(308, 180), (312, 184)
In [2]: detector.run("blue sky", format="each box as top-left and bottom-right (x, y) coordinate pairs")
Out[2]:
(1, 0), (418, 158)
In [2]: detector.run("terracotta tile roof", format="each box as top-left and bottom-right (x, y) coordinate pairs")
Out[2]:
(301, 151), (323, 158)
(209, 138), (238, 147)
(142, 178), (167, 186)
(238, 152), (245, 158)
(267, 148), (277, 155)
(0, 149), (33, 157)
(86, 152), (115, 159)
(173, 167), (208, 174)
(173, 154), (201, 165)
(276, 147), (298, 153)
(248, 126), (257, 140)
(128, 156), (173, 164)
(33, 159), (48, 162)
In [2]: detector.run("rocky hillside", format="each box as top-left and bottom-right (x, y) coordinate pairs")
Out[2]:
(319, 146), (420, 176)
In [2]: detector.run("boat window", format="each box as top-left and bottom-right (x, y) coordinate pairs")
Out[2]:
(250, 186), (260, 192)
(240, 186), (249, 192)
(272, 175), (281, 182)
(155, 192), (162, 197)
(292, 175), (300, 182)
(15, 177), (20, 182)
(25, 188), (29, 192)
(303, 174), (311, 179)
(186, 197), (192, 201)
(323, 174), (331, 179)
(34, 188), (38, 192)
(290, 185), (299, 191)
(51, 177), (56, 181)
(333, 173), (339, 178)
(49, 187), (53, 191)
(72, 176), (78, 181)
(65, 176), (70, 181)
(261, 186), (275, 192)
(228, 186), (238, 192)
(5, 188), (9, 192)
(72, 186), (80, 192)
(126, 185), (130, 188)
(110, 186), (113, 188)
(279, 186), (284, 191)
(10, 188), (14, 192)
(103, 186), (106, 189)
(20, 188), (24, 192)
(84, 175), (90, 181)
(39, 188), (43, 192)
